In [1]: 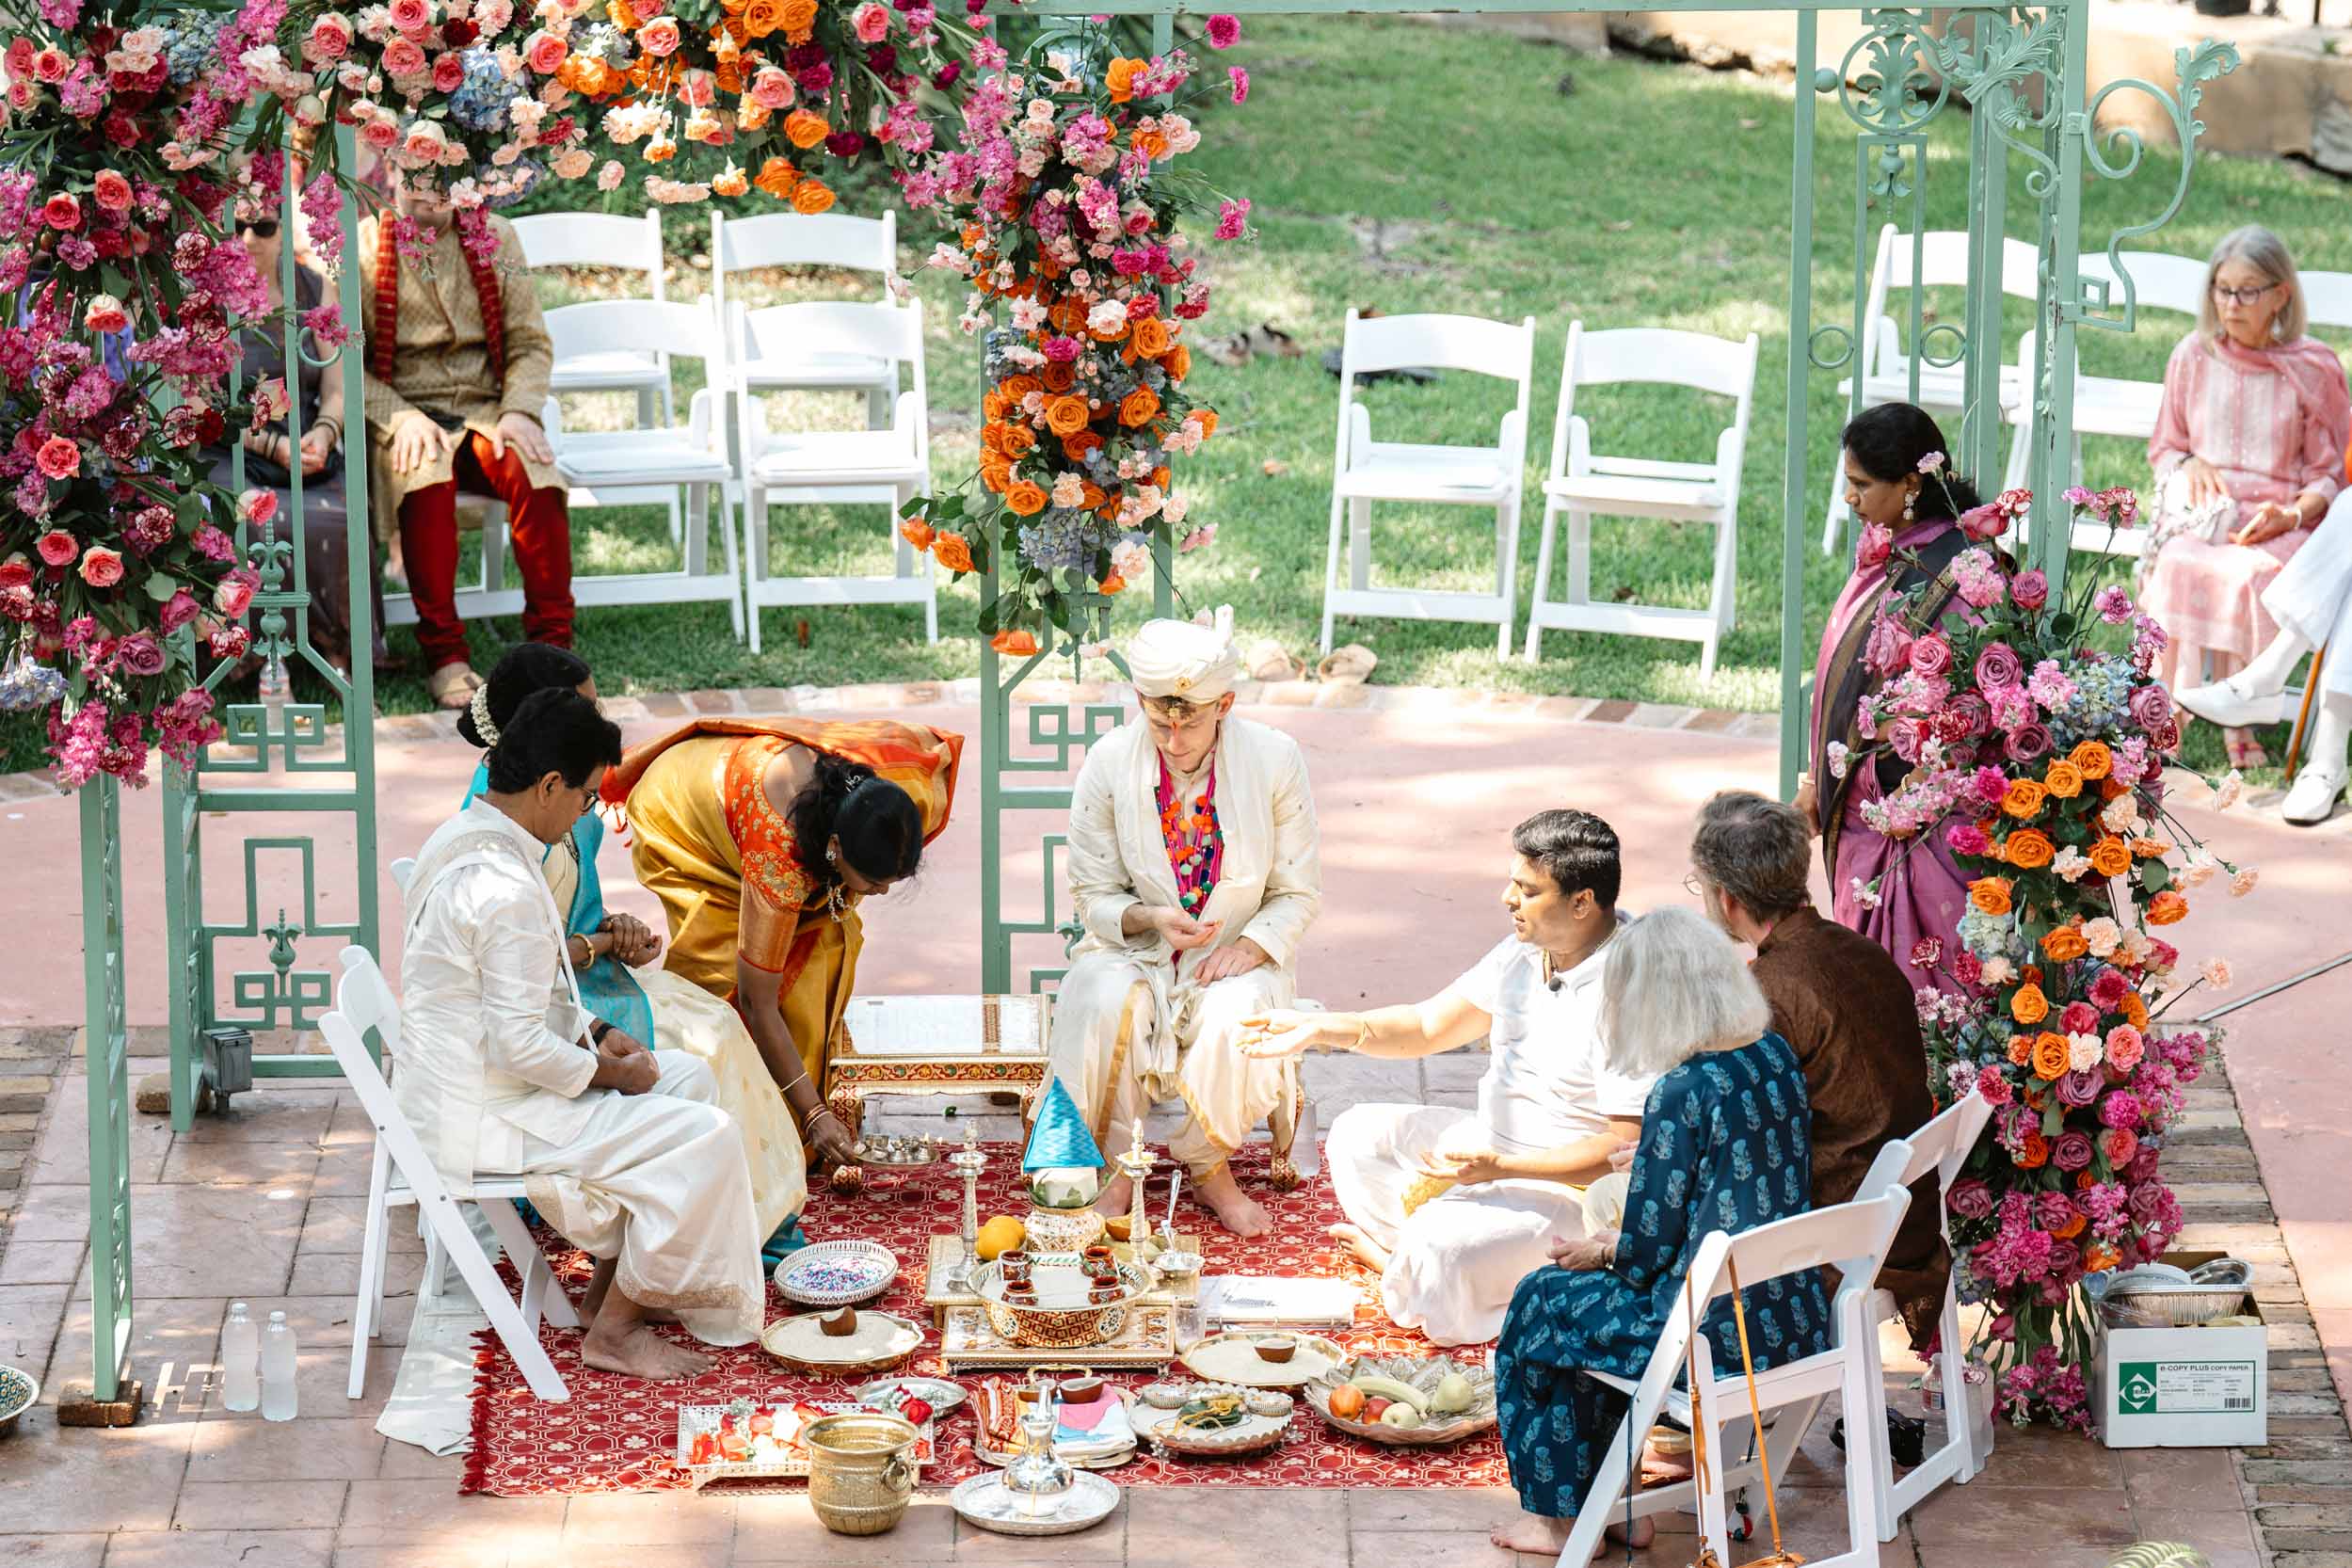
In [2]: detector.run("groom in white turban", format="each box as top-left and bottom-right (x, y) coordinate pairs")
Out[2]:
(1047, 609), (1322, 1238)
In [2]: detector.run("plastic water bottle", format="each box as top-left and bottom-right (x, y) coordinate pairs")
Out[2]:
(256, 654), (291, 736)
(220, 1302), (260, 1413)
(260, 1311), (298, 1422)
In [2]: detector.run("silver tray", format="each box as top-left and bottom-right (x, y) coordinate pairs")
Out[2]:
(951, 1469), (1121, 1536)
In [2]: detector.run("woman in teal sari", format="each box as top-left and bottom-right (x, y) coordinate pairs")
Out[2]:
(459, 646), (808, 1265)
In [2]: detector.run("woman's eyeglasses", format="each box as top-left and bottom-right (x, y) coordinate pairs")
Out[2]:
(2212, 282), (2278, 308)
(236, 219), (281, 239)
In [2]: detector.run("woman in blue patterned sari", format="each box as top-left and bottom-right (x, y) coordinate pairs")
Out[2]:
(1490, 906), (1831, 1557)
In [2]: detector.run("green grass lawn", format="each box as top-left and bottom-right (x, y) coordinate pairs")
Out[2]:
(19, 17), (2352, 776)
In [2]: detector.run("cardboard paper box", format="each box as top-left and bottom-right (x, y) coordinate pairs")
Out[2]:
(2093, 1251), (2267, 1449)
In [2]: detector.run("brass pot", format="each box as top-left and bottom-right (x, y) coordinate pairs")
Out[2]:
(803, 1412), (920, 1536)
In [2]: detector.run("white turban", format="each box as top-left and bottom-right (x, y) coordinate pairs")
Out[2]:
(1126, 605), (1240, 703)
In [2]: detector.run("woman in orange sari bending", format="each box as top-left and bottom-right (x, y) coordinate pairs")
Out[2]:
(601, 720), (964, 1173)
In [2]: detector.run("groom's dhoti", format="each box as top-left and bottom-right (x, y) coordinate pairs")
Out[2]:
(1328, 1104), (1588, 1348)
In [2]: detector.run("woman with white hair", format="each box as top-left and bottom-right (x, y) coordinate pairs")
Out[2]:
(2137, 225), (2352, 770)
(1488, 906), (1830, 1558)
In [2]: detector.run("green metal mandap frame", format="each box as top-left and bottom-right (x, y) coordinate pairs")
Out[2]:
(76, 16), (2235, 1402)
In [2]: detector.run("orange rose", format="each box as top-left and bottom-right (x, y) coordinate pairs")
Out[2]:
(1000, 374), (1044, 403)
(2030, 1032), (2071, 1081)
(1063, 431), (1104, 463)
(978, 456), (1013, 494)
(1048, 298), (1087, 335)
(610, 0), (641, 27)
(1040, 361), (1076, 393)
(2040, 925), (2088, 962)
(1164, 344), (1192, 381)
(932, 532), (975, 574)
(990, 628), (1039, 657)
(2001, 778), (2047, 820)
(1151, 465), (1172, 490)
(2088, 836), (2133, 879)
(1118, 387), (1160, 427)
(1132, 125), (1169, 160)
(1131, 317), (1174, 358)
(898, 517), (934, 553)
(2070, 741), (2113, 780)
(1104, 56), (1142, 104)
(2121, 992), (2151, 1029)
(1193, 408), (1219, 439)
(980, 424), (1008, 457)
(2016, 1131), (2051, 1170)
(2007, 1035), (2033, 1065)
(1005, 480), (1049, 518)
(1079, 481), (1107, 510)
(777, 0), (817, 33)
(2009, 983), (2050, 1026)
(1968, 876), (2013, 917)
(2084, 1243), (2120, 1272)
(784, 108), (829, 149)
(2043, 760), (2084, 799)
(2146, 889), (2188, 926)
(744, 0), (780, 32)
(2051, 1209), (2088, 1240)
(982, 391), (1010, 422)
(2101, 776), (2133, 800)
(1098, 573), (1127, 595)
(753, 156), (798, 197)
(1000, 422), (1037, 456)
(1045, 395), (1092, 438)
(791, 178), (835, 215)
(2004, 829), (2054, 870)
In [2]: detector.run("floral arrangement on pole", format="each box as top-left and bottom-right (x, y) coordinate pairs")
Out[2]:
(0, 4), (279, 787)
(1842, 471), (2256, 1429)
(530, 0), (988, 208)
(894, 23), (1251, 654)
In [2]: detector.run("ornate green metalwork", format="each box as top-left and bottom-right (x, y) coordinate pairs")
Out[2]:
(79, 778), (134, 1402)
(161, 128), (381, 1127)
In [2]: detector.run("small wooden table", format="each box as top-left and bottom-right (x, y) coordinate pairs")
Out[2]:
(824, 995), (1052, 1191)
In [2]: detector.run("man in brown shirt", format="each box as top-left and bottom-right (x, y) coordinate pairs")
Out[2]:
(1688, 790), (1951, 1351)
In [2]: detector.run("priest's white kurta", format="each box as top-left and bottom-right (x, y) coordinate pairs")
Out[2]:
(1048, 716), (1322, 1176)
(1328, 930), (1655, 1346)
(398, 799), (763, 1348)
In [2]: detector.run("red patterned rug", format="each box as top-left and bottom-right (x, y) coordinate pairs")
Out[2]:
(461, 1145), (1512, 1495)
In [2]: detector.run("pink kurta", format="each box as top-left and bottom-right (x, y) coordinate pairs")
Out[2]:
(2138, 331), (2351, 689)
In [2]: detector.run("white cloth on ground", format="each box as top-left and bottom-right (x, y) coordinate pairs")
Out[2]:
(1327, 1104), (1588, 1347)
(1047, 716), (1320, 1173)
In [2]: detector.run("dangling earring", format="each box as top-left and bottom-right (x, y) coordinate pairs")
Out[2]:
(825, 842), (839, 865)
(1902, 488), (1916, 524)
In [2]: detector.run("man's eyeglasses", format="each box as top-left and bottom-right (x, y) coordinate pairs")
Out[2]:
(236, 219), (281, 239)
(1683, 872), (1707, 898)
(2212, 282), (2278, 308)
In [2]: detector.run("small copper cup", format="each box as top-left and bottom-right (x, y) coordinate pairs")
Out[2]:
(998, 1250), (1032, 1288)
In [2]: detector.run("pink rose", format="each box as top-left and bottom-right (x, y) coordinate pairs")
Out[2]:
(523, 28), (568, 73)
(1947, 1177), (1994, 1221)
(2104, 1025), (2144, 1073)
(91, 168), (133, 213)
(78, 545), (123, 587)
(83, 294), (129, 334)
(2010, 568), (2049, 611)
(34, 436), (80, 480)
(402, 119), (450, 163)
(238, 488), (280, 526)
(35, 530), (77, 567)
(388, 0), (432, 32)
(42, 192), (81, 231)
(749, 65), (794, 107)
(360, 114), (401, 150)
(380, 34), (426, 75)
(214, 571), (256, 618)
(159, 588), (201, 632)
(2099, 1128), (2139, 1170)
(2059, 1000), (2099, 1036)
(31, 45), (67, 83)
(306, 12), (355, 61)
(852, 0), (890, 41)
(1974, 642), (2022, 693)
(116, 631), (166, 677)
(1908, 632), (1954, 678)
(4, 39), (32, 78)
(1958, 502), (2005, 542)
(636, 15), (681, 56)
(432, 51), (466, 91)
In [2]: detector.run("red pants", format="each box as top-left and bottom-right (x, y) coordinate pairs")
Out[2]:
(397, 431), (575, 671)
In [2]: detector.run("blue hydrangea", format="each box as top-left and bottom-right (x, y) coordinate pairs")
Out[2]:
(443, 47), (517, 135)
(1016, 510), (1104, 573)
(1957, 907), (2024, 963)
(482, 156), (546, 210)
(2050, 654), (2134, 749)
(160, 17), (213, 86)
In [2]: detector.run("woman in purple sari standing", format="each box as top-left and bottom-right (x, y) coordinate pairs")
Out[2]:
(1797, 404), (1986, 995)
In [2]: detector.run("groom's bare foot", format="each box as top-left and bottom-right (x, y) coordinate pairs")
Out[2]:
(582, 1258), (616, 1321)
(1489, 1510), (1654, 1553)
(1196, 1166), (1272, 1239)
(1327, 1222), (1390, 1273)
(582, 1322), (712, 1382)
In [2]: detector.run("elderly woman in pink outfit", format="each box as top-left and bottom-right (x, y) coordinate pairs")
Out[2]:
(2137, 225), (2352, 769)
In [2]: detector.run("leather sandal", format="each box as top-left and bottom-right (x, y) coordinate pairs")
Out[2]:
(426, 661), (483, 712)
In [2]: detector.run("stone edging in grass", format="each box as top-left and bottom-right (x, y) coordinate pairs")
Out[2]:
(0, 679), (1785, 800)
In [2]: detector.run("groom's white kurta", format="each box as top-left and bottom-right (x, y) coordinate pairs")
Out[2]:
(1047, 717), (1321, 1176)
(1328, 931), (1655, 1346)
(399, 799), (761, 1347)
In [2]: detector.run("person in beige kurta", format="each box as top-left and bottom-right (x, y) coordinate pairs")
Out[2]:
(1046, 610), (1321, 1239)
(358, 189), (573, 707)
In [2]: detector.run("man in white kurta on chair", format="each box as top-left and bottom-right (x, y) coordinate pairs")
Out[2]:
(399, 687), (763, 1382)
(1240, 809), (1651, 1345)
(1047, 608), (1322, 1239)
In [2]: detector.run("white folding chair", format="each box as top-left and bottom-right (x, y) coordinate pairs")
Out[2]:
(1322, 309), (1536, 660)
(512, 210), (672, 427)
(538, 298), (745, 638)
(1852, 1093), (1997, 1539)
(1999, 249), (2207, 558)
(1525, 323), (1758, 681)
(321, 944), (575, 1404)
(1822, 225), (2041, 552)
(712, 209), (899, 426)
(734, 297), (936, 649)
(1555, 1181), (1912, 1568)
(379, 492), (522, 632)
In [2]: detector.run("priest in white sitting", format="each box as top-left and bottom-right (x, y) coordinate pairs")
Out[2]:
(1240, 809), (1651, 1345)
(399, 687), (763, 1381)
(1047, 607), (1322, 1239)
